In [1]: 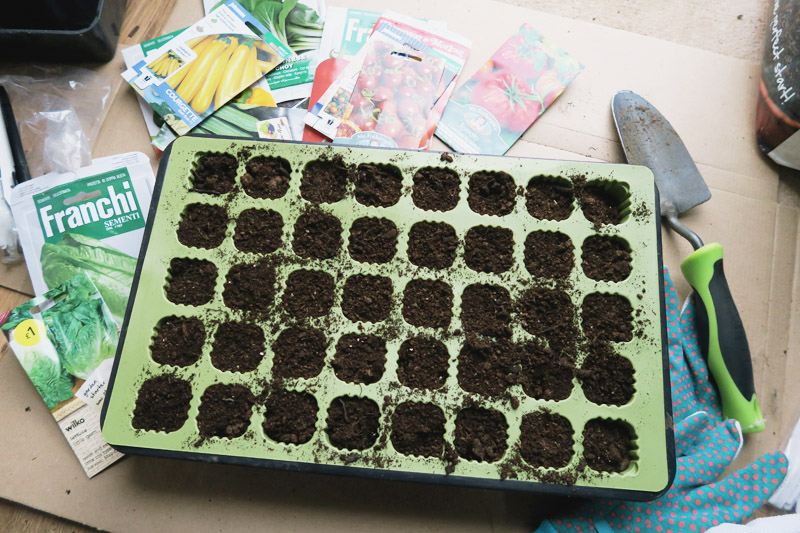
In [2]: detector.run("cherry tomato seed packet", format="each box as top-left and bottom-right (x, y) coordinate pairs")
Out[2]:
(435, 24), (583, 156)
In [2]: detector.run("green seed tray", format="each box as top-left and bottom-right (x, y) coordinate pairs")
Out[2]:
(101, 136), (674, 499)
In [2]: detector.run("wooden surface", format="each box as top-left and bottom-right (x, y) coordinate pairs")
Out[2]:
(0, 0), (788, 530)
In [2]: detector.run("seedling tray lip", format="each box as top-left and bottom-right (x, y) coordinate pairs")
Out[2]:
(101, 136), (675, 500)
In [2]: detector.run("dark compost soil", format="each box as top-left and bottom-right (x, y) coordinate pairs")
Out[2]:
(196, 383), (255, 439)
(525, 178), (574, 221)
(464, 226), (514, 274)
(518, 287), (577, 352)
(165, 258), (217, 306)
(300, 157), (349, 204)
(576, 342), (635, 406)
(222, 260), (276, 313)
(582, 418), (635, 473)
(457, 336), (518, 397)
(233, 208), (283, 254)
(581, 235), (632, 282)
(241, 155), (291, 199)
(406, 221), (458, 270)
(132, 375), (192, 432)
(210, 321), (265, 373)
(397, 336), (450, 390)
(412, 167), (460, 212)
(524, 231), (574, 280)
(341, 274), (392, 323)
(354, 163), (403, 207)
(292, 208), (343, 260)
(518, 341), (574, 401)
(579, 183), (621, 225)
(347, 217), (398, 264)
(326, 396), (380, 450)
(282, 269), (335, 319)
(263, 390), (318, 445)
(332, 333), (387, 385)
(460, 284), (512, 338)
(177, 203), (228, 249)
(271, 326), (328, 379)
(454, 407), (508, 463)
(402, 279), (453, 329)
(519, 411), (574, 468)
(467, 170), (517, 216)
(390, 402), (446, 458)
(581, 293), (633, 342)
(191, 153), (237, 195)
(151, 316), (205, 367)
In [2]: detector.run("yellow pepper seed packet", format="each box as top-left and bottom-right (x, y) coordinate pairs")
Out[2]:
(122, 0), (291, 136)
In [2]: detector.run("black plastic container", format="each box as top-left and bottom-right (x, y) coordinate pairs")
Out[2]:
(0, 0), (128, 63)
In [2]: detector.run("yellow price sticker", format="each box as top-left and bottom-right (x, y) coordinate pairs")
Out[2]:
(14, 319), (46, 347)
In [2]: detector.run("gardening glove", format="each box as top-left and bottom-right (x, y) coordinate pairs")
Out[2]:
(534, 267), (788, 533)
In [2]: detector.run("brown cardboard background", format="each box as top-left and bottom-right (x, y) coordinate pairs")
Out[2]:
(1, 0), (798, 530)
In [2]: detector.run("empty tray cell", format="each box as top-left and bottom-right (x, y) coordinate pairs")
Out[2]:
(402, 279), (453, 329)
(209, 322), (265, 373)
(406, 221), (458, 270)
(518, 340), (574, 401)
(300, 156), (349, 204)
(262, 389), (318, 445)
(292, 208), (343, 260)
(241, 155), (291, 199)
(454, 407), (508, 463)
(524, 231), (574, 280)
(457, 336), (518, 397)
(233, 208), (283, 254)
(165, 258), (217, 306)
(582, 418), (637, 473)
(197, 383), (255, 439)
(354, 163), (403, 207)
(222, 260), (276, 313)
(467, 170), (517, 216)
(581, 235), (632, 282)
(150, 316), (205, 367)
(326, 396), (381, 450)
(518, 287), (577, 352)
(460, 283), (512, 338)
(190, 152), (237, 195)
(397, 336), (449, 390)
(332, 333), (387, 385)
(581, 293), (634, 343)
(347, 216), (398, 264)
(525, 176), (574, 221)
(519, 411), (574, 469)
(132, 374), (192, 433)
(282, 269), (335, 319)
(271, 326), (328, 380)
(390, 402), (446, 458)
(464, 225), (514, 274)
(341, 274), (392, 323)
(412, 166), (460, 212)
(577, 342), (635, 406)
(176, 203), (228, 249)
(578, 179), (631, 226)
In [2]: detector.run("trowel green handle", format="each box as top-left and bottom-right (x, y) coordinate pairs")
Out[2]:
(681, 243), (765, 433)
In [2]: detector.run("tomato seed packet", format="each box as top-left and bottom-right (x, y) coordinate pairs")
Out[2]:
(435, 24), (583, 156)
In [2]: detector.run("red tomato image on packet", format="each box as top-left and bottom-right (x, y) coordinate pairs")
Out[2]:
(435, 24), (583, 156)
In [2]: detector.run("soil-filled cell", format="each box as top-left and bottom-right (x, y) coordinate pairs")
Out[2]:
(341, 274), (392, 323)
(348, 217), (398, 264)
(524, 231), (574, 280)
(165, 258), (217, 306)
(581, 235), (632, 282)
(464, 226), (514, 274)
(391, 402), (446, 458)
(518, 288), (577, 351)
(525, 178), (573, 221)
(579, 182), (622, 226)
(151, 316), (205, 367)
(271, 326), (327, 379)
(263, 390), (318, 445)
(176, 203), (228, 249)
(576, 343), (635, 406)
(332, 333), (387, 384)
(402, 279), (453, 329)
(292, 208), (343, 260)
(354, 163), (403, 207)
(241, 155), (291, 199)
(191, 153), (237, 195)
(407, 221), (458, 270)
(581, 293), (633, 342)
(518, 341), (574, 401)
(233, 208), (283, 254)
(210, 322), (265, 373)
(326, 396), (380, 450)
(467, 170), (517, 216)
(582, 418), (635, 473)
(300, 157), (349, 204)
(454, 407), (508, 463)
(519, 411), (574, 468)
(197, 383), (255, 439)
(461, 283), (512, 338)
(397, 336), (450, 390)
(412, 167), (460, 212)
(283, 269), (335, 319)
(457, 337), (518, 397)
(222, 260), (276, 313)
(132, 375), (192, 433)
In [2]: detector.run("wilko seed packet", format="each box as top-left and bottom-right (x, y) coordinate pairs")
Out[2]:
(435, 24), (583, 156)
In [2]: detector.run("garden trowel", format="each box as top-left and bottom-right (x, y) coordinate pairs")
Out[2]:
(612, 90), (764, 434)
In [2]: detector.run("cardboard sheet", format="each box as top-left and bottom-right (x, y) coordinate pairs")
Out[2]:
(1, 0), (799, 530)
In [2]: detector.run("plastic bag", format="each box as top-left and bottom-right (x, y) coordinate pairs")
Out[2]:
(0, 65), (113, 177)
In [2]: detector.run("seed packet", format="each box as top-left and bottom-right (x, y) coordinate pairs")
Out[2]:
(435, 24), (583, 156)
(121, 0), (291, 136)
(0, 273), (124, 477)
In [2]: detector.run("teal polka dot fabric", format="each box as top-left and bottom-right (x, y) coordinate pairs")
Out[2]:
(535, 268), (788, 533)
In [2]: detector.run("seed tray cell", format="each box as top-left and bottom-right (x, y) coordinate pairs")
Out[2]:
(102, 137), (674, 499)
